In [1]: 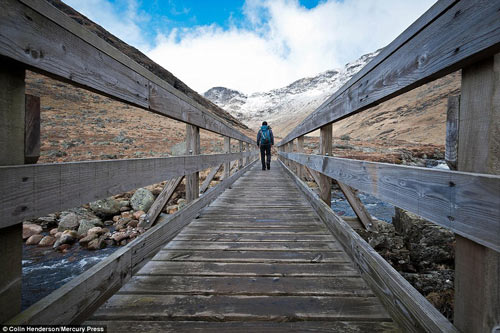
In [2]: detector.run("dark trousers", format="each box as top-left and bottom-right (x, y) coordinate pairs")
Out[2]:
(260, 144), (271, 169)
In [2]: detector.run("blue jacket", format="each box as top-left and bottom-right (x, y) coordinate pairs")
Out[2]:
(257, 125), (274, 146)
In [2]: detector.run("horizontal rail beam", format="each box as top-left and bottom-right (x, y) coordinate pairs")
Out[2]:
(0, 151), (258, 229)
(0, 0), (254, 144)
(278, 0), (500, 145)
(279, 160), (457, 332)
(7, 159), (258, 325)
(280, 152), (500, 252)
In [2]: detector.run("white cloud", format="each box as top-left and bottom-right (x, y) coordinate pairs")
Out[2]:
(148, 0), (436, 94)
(64, 0), (437, 94)
(63, 0), (152, 52)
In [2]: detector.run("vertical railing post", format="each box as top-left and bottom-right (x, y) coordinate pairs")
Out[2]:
(224, 136), (231, 179)
(297, 136), (305, 180)
(245, 142), (250, 165)
(454, 54), (500, 333)
(0, 63), (24, 322)
(238, 141), (243, 170)
(318, 124), (332, 205)
(288, 140), (295, 173)
(185, 124), (200, 202)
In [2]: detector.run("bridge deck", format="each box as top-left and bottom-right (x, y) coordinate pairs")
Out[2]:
(87, 161), (398, 332)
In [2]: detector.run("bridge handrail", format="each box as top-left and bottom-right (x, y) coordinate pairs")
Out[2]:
(0, 0), (254, 144)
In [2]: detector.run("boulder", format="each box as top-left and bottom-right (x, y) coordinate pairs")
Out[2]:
(130, 188), (155, 212)
(77, 218), (104, 236)
(90, 197), (121, 217)
(127, 220), (139, 228)
(79, 232), (98, 247)
(111, 232), (128, 243)
(88, 236), (107, 250)
(87, 227), (104, 235)
(53, 230), (78, 248)
(57, 213), (79, 232)
(38, 236), (56, 247)
(26, 234), (44, 245)
(49, 228), (58, 236)
(133, 210), (145, 220)
(23, 223), (43, 239)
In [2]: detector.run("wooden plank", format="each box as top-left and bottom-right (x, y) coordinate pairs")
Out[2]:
(118, 275), (372, 296)
(24, 94), (40, 164)
(0, 0), (254, 144)
(139, 176), (184, 229)
(245, 142), (250, 165)
(163, 241), (341, 252)
(318, 124), (332, 204)
(182, 226), (328, 235)
(7, 159), (258, 325)
(185, 124), (200, 202)
(84, 320), (400, 333)
(155, 250), (350, 263)
(336, 181), (377, 232)
(0, 63), (24, 322)
(238, 141), (243, 169)
(278, 0), (500, 145)
(280, 151), (500, 251)
(90, 295), (391, 322)
(454, 55), (500, 333)
(296, 136), (305, 179)
(0, 151), (256, 229)
(199, 164), (222, 193)
(445, 95), (460, 170)
(279, 160), (457, 332)
(223, 137), (230, 179)
(173, 233), (333, 242)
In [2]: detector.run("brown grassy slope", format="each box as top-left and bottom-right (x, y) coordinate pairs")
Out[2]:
(45, 0), (248, 132)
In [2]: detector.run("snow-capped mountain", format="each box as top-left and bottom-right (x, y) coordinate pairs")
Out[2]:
(204, 50), (380, 132)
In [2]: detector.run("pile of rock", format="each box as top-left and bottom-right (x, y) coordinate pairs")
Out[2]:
(22, 186), (188, 253)
(356, 208), (455, 320)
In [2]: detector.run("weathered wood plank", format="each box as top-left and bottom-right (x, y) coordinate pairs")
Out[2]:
(445, 95), (460, 170)
(173, 233), (333, 242)
(0, 0), (254, 144)
(139, 176), (184, 229)
(279, 0), (500, 145)
(84, 320), (400, 333)
(185, 124), (200, 202)
(454, 55), (500, 333)
(280, 151), (500, 251)
(24, 94), (40, 164)
(336, 181), (377, 232)
(163, 240), (341, 251)
(155, 250), (349, 263)
(318, 124), (332, 204)
(90, 295), (391, 322)
(181, 226), (328, 234)
(199, 164), (222, 193)
(0, 151), (257, 229)
(223, 137), (230, 179)
(136, 261), (356, 277)
(6, 160), (258, 325)
(118, 275), (372, 296)
(279, 160), (457, 332)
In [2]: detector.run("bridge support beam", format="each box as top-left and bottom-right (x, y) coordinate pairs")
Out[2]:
(296, 136), (305, 180)
(238, 141), (243, 170)
(318, 124), (332, 205)
(288, 140), (295, 173)
(0, 62), (24, 322)
(245, 143), (250, 166)
(454, 54), (500, 333)
(223, 136), (230, 179)
(185, 124), (200, 202)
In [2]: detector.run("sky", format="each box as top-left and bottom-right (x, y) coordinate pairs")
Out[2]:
(63, 0), (437, 94)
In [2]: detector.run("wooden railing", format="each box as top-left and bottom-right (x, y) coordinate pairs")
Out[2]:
(277, 0), (500, 332)
(0, 0), (258, 324)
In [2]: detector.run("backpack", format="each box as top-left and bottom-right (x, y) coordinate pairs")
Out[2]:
(260, 127), (271, 145)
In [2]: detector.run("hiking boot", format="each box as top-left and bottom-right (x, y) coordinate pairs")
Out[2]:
(267, 165), (271, 170)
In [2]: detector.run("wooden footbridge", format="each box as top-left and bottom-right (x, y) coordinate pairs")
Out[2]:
(1, 0), (499, 332)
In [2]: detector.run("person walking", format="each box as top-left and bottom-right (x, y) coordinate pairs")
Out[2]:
(257, 121), (274, 170)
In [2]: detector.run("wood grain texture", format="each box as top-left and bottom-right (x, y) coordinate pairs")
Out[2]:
(223, 137), (230, 180)
(24, 94), (40, 164)
(319, 124), (332, 204)
(7, 160), (258, 325)
(0, 0), (254, 144)
(199, 164), (222, 193)
(337, 181), (377, 232)
(280, 152), (500, 251)
(185, 124), (200, 202)
(238, 141), (243, 169)
(0, 151), (257, 229)
(278, 0), (500, 145)
(139, 176), (184, 229)
(454, 55), (500, 333)
(296, 136), (305, 179)
(445, 95), (460, 170)
(279, 159), (457, 332)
